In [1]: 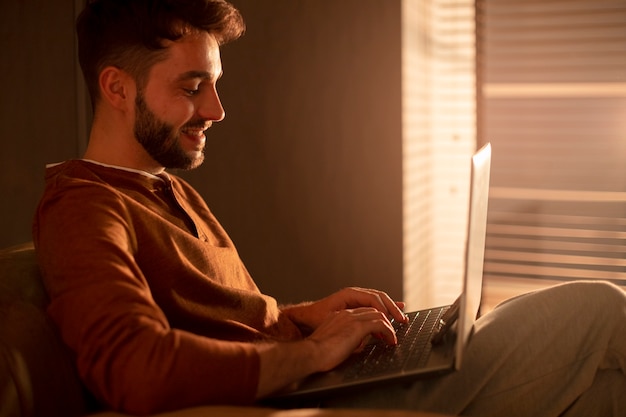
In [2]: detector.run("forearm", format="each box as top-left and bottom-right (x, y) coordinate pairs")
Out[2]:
(254, 339), (320, 398)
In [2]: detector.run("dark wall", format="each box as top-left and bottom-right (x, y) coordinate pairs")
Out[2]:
(180, 0), (404, 303)
(1, 0), (404, 305)
(0, 1), (81, 248)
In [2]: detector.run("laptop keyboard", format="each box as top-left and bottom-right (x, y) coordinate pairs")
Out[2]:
(343, 307), (447, 380)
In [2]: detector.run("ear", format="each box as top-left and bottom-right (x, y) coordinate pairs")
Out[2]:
(98, 66), (135, 111)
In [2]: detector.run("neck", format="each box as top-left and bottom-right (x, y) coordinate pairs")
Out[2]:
(84, 113), (165, 175)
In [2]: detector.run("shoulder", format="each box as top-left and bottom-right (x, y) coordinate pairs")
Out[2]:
(39, 161), (130, 215)
(34, 161), (145, 250)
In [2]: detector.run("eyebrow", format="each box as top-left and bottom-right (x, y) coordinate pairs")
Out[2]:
(176, 70), (223, 83)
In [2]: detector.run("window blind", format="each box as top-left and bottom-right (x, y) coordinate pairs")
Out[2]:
(476, 0), (626, 310)
(403, 0), (476, 309)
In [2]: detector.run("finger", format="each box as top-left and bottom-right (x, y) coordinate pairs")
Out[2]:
(350, 308), (398, 346)
(355, 336), (372, 353)
(389, 300), (408, 323)
(348, 288), (408, 323)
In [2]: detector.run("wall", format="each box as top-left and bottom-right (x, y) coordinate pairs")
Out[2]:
(1, 1), (405, 305)
(180, 0), (404, 303)
(0, 1), (81, 249)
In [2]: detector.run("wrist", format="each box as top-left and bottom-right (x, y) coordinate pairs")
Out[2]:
(296, 338), (323, 374)
(255, 339), (322, 399)
(281, 302), (317, 334)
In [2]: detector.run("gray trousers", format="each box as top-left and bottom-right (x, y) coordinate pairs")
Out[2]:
(327, 281), (626, 416)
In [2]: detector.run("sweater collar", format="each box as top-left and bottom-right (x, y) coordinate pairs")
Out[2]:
(78, 159), (171, 182)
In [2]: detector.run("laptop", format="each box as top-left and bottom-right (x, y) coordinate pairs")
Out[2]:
(267, 142), (492, 403)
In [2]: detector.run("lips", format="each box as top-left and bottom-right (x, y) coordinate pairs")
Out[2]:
(182, 121), (209, 137)
(179, 127), (207, 152)
(182, 128), (206, 137)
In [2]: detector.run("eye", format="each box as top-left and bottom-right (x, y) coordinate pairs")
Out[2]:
(181, 82), (202, 96)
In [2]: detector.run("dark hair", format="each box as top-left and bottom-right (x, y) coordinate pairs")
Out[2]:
(77, 0), (245, 107)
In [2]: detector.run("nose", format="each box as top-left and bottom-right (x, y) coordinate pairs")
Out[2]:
(198, 86), (225, 122)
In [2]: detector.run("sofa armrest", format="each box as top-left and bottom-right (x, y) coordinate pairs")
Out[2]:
(0, 243), (95, 417)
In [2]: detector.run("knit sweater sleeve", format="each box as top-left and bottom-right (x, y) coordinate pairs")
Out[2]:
(33, 176), (261, 415)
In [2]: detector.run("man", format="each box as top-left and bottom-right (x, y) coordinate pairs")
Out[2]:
(33, 1), (626, 416)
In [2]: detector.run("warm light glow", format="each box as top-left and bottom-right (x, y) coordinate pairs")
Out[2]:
(484, 83), (626, 98)
(490, 187), (626, 202)
(402, 0), (476, 310)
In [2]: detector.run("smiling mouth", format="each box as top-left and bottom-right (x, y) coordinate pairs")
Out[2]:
(182, 129), (206, 138)
(181, 121), (211, 137)
(182, 125), (209, 136)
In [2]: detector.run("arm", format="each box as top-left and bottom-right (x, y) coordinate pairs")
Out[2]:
(34, 182), (261, 414)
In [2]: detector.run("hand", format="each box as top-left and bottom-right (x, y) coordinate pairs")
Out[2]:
(255, 307), (397, 399)
(257, 289), (407, 398)
(306, 306), (399, 372)
(283, 287), (407, 333)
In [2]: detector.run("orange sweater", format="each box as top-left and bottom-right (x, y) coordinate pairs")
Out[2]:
(32, 160), (302, 415)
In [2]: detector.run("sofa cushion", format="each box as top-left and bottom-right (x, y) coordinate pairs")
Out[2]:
(0, 243), (94, 417)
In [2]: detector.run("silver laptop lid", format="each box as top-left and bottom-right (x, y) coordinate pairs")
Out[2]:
(456, 142), (491, 369)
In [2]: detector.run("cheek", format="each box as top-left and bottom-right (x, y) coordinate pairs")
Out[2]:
(156, 98), (196, 126)
(142, 86), (195, 124)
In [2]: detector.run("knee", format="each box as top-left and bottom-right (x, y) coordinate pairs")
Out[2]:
(566, 280), (624, 300)
(489, 280), (625, 326)
(558, 280), (625, 315)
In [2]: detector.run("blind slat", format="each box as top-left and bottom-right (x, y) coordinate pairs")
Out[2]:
(477, 0), (626, 308)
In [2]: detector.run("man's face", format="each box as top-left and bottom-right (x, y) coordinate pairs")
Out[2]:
(134, 31), (225, 170)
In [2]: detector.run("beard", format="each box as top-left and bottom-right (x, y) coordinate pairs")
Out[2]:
(133, 92), (206, 170)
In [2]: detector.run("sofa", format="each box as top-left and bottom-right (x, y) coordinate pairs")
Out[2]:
(0, 243), (451, 417)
